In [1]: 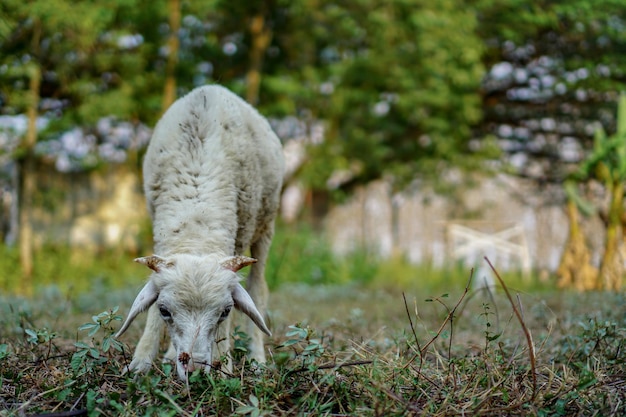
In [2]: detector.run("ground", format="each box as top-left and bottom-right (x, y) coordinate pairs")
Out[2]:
(0, 278), (625, 416)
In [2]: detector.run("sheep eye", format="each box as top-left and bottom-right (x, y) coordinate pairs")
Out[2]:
(159, 306), (172, 319)
(219, 306), (232, 321)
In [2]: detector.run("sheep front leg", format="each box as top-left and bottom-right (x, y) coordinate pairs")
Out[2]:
(214, 316), (233, 373)
(247, 231), (272, 364)
(128, 304), (163, 373)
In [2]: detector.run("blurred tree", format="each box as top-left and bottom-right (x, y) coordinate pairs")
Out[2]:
(161, 0), (181, 112)
(18, 18), (42, 288)
(579, 95), (626, 290)
(207, 0), (283, 105)
(557, 182), (597, 290)
(558, 95), (626, 290)
(477, 0), (626, 183)
(187, 0), (491, 192)
(290, 0), (489, 191)
(1, 1), (96, 287)
(0, 0), (151, 286)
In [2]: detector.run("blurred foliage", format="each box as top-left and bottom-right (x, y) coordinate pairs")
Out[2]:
(561, 94), (626, 290)
(477, 0), (626, 182)
(0, 244), (144, 295)
(3, 0), (622, 190)
(0, 223), (551, 295)
(294, 0), (488, 189)
(1, 0), (626, 291)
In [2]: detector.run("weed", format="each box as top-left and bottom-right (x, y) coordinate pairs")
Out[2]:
(479, 303), (501, 349)
(0, 260), (624, 416)
(278, 324), (326, 370)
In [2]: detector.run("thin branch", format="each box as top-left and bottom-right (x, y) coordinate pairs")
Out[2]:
(403, 268), (473, 371)
(287, 359), (373, 374)
(484, 257), (537, 399)
(402, 292), (421, 354)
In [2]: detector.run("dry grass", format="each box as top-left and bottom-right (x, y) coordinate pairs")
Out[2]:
(1, 263), (625, 416)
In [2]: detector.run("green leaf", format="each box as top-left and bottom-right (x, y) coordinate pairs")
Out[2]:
(74, 341), (91, 349)
(486, 332), (501, 342)
(102, 336), (111, 352)
(78, 323), (98, 331)
(235, 406), (257, 415)
(70, 353), (84, 372)
(0, 344), (10, 360)
(279, 339), (300, 348)
(87, 325), (100, 337)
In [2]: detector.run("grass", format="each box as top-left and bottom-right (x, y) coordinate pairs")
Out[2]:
(0, 257), (624, 416)
(0, 226), (624, 415)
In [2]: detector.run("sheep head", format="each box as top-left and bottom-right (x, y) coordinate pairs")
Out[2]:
(116, 253), (270, 379)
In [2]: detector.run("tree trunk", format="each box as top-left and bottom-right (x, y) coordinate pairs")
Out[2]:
(246, 13), (272, 105)
(599, 181), (624, 290)
(557, 199), (598, 290)
(161, 0), (181, 113)
(18, 21), (42, 294)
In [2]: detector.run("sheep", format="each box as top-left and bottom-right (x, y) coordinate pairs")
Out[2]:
(115, 85), (284, 380)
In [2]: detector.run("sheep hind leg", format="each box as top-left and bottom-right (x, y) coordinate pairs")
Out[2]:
(246, 229), (272, 364)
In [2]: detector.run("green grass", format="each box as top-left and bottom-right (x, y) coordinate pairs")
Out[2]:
(0, 223), (548, 296)
(0, 227), (624, 415)
(1, 267), (624, 416)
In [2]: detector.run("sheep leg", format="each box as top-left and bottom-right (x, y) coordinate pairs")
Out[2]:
(128, 304), (163, 373)
(163, 342), (175, 363)
(246, 229), (272, 363)
(214, 316), (233, 373)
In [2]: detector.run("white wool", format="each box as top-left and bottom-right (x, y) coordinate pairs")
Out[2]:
(116, 85), (284, 380)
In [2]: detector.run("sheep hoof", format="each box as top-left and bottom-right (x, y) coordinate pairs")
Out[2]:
(124, 357), (153, 375)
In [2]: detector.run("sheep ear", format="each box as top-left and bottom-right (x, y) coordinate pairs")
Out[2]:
(220, 256), (257, 272)
(115, 280), (158, 338)
(135, 255), (174, 272)
(232, 283), (271, 336)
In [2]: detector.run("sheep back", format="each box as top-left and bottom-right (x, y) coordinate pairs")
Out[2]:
(142, 85), (284, 256)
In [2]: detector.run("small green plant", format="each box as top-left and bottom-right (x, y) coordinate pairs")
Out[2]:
(24, 327), (57, 361)
(278, 324), (325, 369)
(0, 343), (9, 360)
(232, 326), (252, 363)
(24, 327), (57, 345)
(235, 394), (268, 417)
(559, 317), (625, 365)
(72, 306), (124, 374)
(479, 302), (501, 349)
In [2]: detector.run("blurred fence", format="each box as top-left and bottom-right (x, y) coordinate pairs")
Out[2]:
(324, 175), (605, 273)
(1, 165), (607, 274)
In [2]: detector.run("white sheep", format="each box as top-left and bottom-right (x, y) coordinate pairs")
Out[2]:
(115, 85), (284, 380)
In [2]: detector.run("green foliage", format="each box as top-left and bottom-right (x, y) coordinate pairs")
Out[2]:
(24, 327), (56, 345)
(479, 303), (501, 346)
(578, 94), (626, 184)
(72, 307), (124, 375)
(0, 244), (145, 294)
(0, 343), (9, 360)
(278, 324), (325, 369)
(267, 224), (337, 288)
(478, 0), (626, 182)
(0, 277), (624, 415)
(297, 0), (486, 189)
(231, 325), (252, 363)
